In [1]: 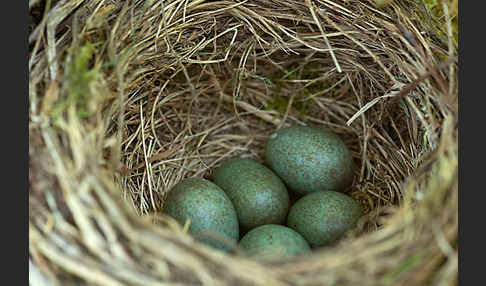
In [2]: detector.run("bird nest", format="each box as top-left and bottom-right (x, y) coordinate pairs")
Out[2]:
(29, 0), (458, 285)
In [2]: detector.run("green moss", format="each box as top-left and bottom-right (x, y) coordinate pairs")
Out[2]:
(264, 93), (313, 118)
(265, 65), (304, 117)
(264, 61), (343, 118)
(265, 93), (288, 116)
(300, 62), (342, 98)
(381, 252), (425, 285)
(296, 98), (313, 117)
(420, 0), (458, 46)
(223, 60), (340, 121)
(51, 41), (103, 119)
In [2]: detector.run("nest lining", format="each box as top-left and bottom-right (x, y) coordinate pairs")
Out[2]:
(29, 0), (458, 285)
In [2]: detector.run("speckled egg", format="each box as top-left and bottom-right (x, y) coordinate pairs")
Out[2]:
(212, 158), (290, 232)
(239, 224), (311, 260)
(265, 125), (354, 195)
(163, 178), (239, 251)
(287, 191), (362, 248)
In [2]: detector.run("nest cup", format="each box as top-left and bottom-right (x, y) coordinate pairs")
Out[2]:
(29, 0), (458, 285)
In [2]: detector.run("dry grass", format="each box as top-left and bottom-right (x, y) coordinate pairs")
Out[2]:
(29, 0), (458, 285)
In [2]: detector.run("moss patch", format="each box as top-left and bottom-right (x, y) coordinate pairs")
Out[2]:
(51, 41), (106, 119)
(265, 62), (341, 118)
(421, 0), (458, 45)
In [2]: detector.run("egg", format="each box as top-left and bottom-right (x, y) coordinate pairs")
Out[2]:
(287, 191), (362, 248)
(265, 125), (354, 195)
(163, 177), (239, 251)
(239, 224), (311, 260)
(212, 158), (290, 232)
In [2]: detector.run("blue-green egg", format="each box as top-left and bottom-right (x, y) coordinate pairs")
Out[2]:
(239, 224), (311, 260)
(163, 178), (239, 251)
(287, 191), (362, 248)
(265, 125), (354, 195)
(213, 158), (290, 232)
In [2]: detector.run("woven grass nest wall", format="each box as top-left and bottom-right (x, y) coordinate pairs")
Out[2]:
(29, 0), (458, 285)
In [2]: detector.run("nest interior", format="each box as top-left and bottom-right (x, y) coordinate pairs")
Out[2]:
(29, 0), (458, 285)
